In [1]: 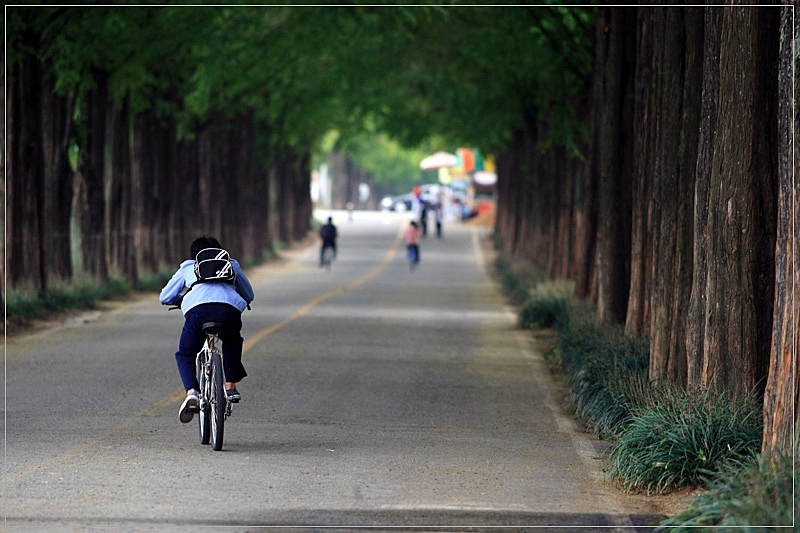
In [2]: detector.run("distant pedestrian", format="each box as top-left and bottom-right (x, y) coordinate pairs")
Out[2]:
(404, 220), (421, 267)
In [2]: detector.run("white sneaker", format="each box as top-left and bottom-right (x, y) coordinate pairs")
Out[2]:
(179, 392), (199, 423)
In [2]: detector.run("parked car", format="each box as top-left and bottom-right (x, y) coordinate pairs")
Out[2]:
(380, 193), (414, 212)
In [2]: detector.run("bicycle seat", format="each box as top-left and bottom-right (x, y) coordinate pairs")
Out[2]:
(201, 321), (225, 334)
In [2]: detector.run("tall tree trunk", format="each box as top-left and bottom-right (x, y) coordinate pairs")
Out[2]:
(232, 113), (257, 261)
(593, 6), (635, 323)
(40, 66), (74, 283)
(519, 118), (549, 270)
(276, 153), (294, 244)
(626, 6), (658, 339)
(686, 6), (722, 389)
(170, 139), (199, 262)
(697, 6), (778, 394)
(165, 118), (185, 264)
(574, 96), (598, 303)
(0, 58), (5, 294)
(548, 145), (572, 280)
(761, 3), (798, 460)
(293, 150), (312, 241)
(197, 122), (223, 241)
(267, 162), (280, 248)
(105, 98), (136, 285)
(648, 7), (703, 386)
(78, 72), (109, 283)
(8, 47), (47, 290)
(495, 127), (534, 261)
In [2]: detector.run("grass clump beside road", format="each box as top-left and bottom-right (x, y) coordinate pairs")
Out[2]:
(518, 281), (573, 330)
(554, 305), (651, 439)
(657, 452), (797, 531)
(493, 246), (793, 527)
(6, 277), (134, 321)
(608, 386), (763, 494)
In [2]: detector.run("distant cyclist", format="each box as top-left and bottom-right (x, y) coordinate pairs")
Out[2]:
(319, 216), (338, 266)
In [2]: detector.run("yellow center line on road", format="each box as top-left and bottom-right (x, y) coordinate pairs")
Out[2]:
(243, 223), (405, 353)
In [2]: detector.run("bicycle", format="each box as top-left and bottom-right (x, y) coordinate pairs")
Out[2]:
(196, 321), (230, 451)
(321, 244), (334, 271)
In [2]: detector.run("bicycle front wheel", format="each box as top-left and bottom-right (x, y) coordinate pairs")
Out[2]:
(210, 351), (226, 451)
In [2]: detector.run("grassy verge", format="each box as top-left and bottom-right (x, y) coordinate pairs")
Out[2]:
(6, 277), (134, 321)
(608, 386), (762, 494)
(493, 245), (794, 527)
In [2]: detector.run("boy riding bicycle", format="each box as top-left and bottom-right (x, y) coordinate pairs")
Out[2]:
(160, 236), (255, 423)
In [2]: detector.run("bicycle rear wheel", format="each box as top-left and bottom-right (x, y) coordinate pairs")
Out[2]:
(210, 351), (226, 451)
(197, 354), (210, 445)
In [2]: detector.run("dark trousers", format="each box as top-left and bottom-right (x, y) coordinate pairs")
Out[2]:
(175, 302), (247, 391)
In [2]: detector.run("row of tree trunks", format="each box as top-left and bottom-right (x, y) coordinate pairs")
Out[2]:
(493, 5), (794, 455)
(325, 150), (378, 212)
(5, 63), (312, 296)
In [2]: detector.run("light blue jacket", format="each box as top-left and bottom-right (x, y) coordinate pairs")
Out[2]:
(159, 259), (254, 315)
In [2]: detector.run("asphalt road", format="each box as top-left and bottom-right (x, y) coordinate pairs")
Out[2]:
(3, 210), (670, 532)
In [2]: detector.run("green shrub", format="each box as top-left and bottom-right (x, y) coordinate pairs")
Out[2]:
(554, 303), (611, 375)
(493, 255), (546, 306)
(500, 270), (530, 305)
(547, 304), (651, 437)
(518, 281), (573, 329)
(6, 290), (45, 320)
(609, 387), (763, 494)
(658, 452), (797, 530)
(568, 334), (650, 437)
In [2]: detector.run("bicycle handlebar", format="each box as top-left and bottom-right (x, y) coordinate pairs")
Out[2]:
(162, 301), (251, 311)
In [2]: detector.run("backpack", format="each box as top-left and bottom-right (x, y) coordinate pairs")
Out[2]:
(193, 248), (236, 286)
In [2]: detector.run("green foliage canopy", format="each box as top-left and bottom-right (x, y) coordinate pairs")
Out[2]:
(7, 3), (595, 180)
